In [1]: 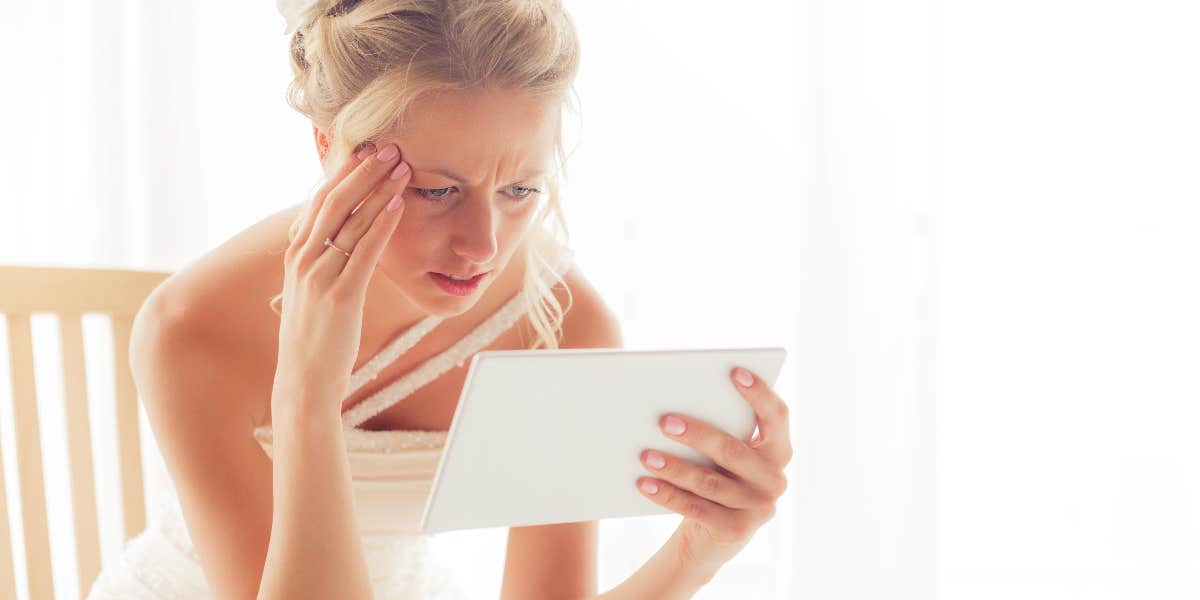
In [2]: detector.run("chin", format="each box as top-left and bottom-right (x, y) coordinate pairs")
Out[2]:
(423, 296), (479, 317)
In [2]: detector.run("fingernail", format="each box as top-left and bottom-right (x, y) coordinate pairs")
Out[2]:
(386, 193), (404, 213)
(355, 144), (376, 160)
(639, 479), (659, 494)
(389, 161), (410, 180)
(377, 144), (399, 161)
(662, 415), (686, 436)
(734, 367), (755, 388)
(645, 451), (666, 469)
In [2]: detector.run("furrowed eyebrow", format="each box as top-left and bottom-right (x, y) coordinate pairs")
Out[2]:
(426, 168), (546, 186)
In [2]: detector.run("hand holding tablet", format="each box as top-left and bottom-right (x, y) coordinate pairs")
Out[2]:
(419, 347), (789, 535)
(636, 358), (795, 578)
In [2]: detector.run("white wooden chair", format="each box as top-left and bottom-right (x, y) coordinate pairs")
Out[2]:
(0, 265), (169, 599)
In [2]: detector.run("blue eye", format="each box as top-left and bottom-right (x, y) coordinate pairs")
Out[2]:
(510, 185), (541, 200)
(416, 186), (456, 201)
(413, 185), (542, 202)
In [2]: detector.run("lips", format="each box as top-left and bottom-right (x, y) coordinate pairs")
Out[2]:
(435, 270), (487, 279)
(429, 271), (488, 296)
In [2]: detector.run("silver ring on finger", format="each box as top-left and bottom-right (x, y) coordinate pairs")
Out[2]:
(324, 236), (352, 258)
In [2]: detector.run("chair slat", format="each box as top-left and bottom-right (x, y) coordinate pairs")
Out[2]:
(59, 314), (102, 593)
(0, 266), (167, 316)
(0, 435), (16, 600)
(111, 316), (146, 541)
(0, 265), (169, 595)
(6, 313), (56, 598)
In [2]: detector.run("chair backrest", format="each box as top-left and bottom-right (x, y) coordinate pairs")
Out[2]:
(0, 265), (169, 600)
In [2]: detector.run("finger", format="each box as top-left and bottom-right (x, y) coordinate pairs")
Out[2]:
(302, 142), (403, 266)
(730, 366), (793, 467)
(339, 167), (412, 289)
(659, 413), (786, 499)
(640, 449), (761, 509)
(635, 476), (745, 539)
(313, 159), (410, 283)
(294, 142), (376, 252)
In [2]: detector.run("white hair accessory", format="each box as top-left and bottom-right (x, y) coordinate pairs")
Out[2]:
(278, 0), (328, 35)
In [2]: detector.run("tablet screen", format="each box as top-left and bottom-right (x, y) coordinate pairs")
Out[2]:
(420, 346), (787, 533)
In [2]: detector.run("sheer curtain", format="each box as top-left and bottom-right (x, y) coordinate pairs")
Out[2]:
(3, 1), (1198, 600)
(937, 2), (1200, 598)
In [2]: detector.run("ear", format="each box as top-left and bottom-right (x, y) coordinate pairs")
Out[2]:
(312, 124), (330, 161)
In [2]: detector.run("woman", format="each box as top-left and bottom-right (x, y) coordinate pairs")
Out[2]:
(87, 0), (793, 597)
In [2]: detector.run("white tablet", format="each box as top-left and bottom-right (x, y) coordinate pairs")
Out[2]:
(419, 346), (788, 533)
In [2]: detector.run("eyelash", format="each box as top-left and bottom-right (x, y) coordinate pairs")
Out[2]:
(413, 185), (542, 203)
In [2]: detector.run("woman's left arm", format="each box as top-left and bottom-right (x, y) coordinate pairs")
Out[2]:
(578, 365), (794, 599)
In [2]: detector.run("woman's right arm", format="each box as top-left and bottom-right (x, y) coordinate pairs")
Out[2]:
(131, 141), (412, 599)
(256, 376), (374, 599)
(257, 140), (410, 598)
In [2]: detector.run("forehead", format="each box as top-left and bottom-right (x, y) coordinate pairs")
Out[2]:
(392, 87), (560, 177)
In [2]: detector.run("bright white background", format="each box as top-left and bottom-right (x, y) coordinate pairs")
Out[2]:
(1, 1), (1198, 599)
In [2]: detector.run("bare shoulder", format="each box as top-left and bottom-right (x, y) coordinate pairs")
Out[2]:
(149, 203), (300, 339)
(136, 204), (303, 413)
(552, 263), (624, 349)
(126, 206), (302, 598)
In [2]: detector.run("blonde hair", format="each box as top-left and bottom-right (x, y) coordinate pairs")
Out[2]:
(268, 0), (581, 349)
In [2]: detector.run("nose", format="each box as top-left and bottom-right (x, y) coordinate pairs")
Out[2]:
(449, 194), (499, 265)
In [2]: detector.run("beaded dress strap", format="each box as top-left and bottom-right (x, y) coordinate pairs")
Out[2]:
(345, 314), (445, 399)
(339, 250), (575, 430)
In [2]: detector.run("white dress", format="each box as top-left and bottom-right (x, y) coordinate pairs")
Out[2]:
(86, 251), (574, 599)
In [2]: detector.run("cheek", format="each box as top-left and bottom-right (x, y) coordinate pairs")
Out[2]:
(378, 222), (427, 264)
